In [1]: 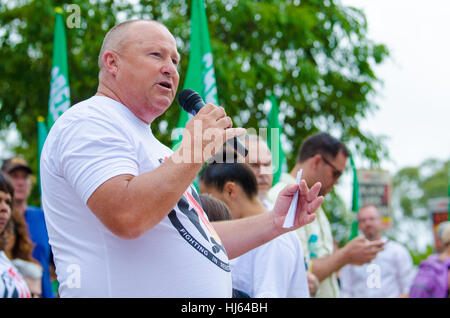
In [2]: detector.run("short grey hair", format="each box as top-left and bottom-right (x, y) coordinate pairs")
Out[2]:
(97, 19), (168, 70)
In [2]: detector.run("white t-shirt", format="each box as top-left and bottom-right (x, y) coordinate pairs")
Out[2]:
(339, 238), (416, 298)
(230, 232), (309, 298)
(40, 96), (232, 297)
(268, 173), (340, 298)
(0, 251), (31, 298)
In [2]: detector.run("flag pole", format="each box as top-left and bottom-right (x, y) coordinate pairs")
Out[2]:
(267, 95), (286, 185)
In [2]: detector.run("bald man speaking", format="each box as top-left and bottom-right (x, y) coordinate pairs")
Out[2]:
(40, 20), (324, 297)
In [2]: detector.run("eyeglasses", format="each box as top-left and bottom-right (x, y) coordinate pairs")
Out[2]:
(321, 155), (343, 179)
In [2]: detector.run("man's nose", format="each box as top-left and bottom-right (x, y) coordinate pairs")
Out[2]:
(161, 59), (178, 77)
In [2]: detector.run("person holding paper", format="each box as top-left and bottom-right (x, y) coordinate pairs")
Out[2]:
(267, 132), (384, 298)
(40, 19), (324, 297)
(199, 153), (310, 297)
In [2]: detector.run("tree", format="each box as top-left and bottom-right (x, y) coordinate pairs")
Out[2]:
(386, 158), (449, 256)
(0, 0), (389, 206)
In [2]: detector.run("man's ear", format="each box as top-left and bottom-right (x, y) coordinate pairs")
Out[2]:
(223, 181), (238, 200)
(102, 51), (119, 76)
(311, 154), (322, 170)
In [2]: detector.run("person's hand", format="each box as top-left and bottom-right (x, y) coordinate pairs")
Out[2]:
(306, 271), (320, 296)
(343, 236), (385, 266)
(271, 181), (323, 234)
(174, 104), (246, 164)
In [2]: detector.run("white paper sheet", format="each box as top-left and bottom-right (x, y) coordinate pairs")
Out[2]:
(282, 169), (303, 228)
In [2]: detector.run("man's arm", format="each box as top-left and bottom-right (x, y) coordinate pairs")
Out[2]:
(87, 104), (244, 239)
(310, 237), (385, 282)
(213, 181), (323, 259)
(87, 157), (202, 239)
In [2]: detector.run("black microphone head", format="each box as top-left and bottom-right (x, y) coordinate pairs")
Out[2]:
(178, 89), (204, 114)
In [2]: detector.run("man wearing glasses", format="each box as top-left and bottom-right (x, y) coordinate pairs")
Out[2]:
(267, 132), (384, 297)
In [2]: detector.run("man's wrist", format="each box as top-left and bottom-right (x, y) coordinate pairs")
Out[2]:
(334, 244), (349, 269)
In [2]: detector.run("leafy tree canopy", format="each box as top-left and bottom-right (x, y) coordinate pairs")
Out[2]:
(0, 0), (389, 205)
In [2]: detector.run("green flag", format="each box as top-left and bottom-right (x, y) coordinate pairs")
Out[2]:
(172, 0), (218, 149)
(348, 154), (360, 240)
(267, 95), (286, 185)
(47, 7), (71, 130)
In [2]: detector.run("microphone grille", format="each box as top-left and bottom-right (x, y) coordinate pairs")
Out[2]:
(178, 89), (203, 113)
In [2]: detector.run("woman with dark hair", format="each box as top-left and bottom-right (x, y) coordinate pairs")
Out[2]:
(199, 193), (232, 222)
(199, 159), (310, 298)
(4, 208), (43, 298)
(0, 172), (31, 298)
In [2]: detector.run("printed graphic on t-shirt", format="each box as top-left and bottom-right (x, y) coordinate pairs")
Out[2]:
(168, 186), (230, 272)
(0, 265), (30, 298)
(158, 157), (229, 272)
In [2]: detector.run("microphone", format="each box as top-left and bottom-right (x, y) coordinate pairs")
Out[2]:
(178, 89), (248, 158)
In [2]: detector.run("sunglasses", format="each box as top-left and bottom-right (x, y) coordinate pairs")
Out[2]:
(321, 155), (343, 179)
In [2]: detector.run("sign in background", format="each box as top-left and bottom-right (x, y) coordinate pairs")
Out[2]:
(357, 169), (392, 229)
(428, 197), (449, 250)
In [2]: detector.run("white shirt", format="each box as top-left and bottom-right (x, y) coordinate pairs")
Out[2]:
(267, 172), (340, 298)
(40, 96), (232, 297)
(230, 232), (310, 298)
(340, 238), (416, 298)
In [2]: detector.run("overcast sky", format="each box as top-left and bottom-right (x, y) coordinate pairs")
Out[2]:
(335, 0), (450, 220)
(340, 0), (450, 172)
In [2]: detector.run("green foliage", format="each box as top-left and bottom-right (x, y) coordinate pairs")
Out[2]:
(393, 159), (449, 219)
(409, 244), (434, 267)
(1, 0), (389, 206)
(322, 189), (354, 246)
(387, 158), (449, 256)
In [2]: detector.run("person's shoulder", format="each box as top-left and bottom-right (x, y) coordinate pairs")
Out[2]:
(384, 239), (411, 257)
(53, 96), (123, 126)
(26, 205), (44, 214)
(262, 232), (299, 254)
(25, 206), (45, 221)
(266, 173), (294, 203)
(46, 97), (99, 138)
(385, 239), (407, 251)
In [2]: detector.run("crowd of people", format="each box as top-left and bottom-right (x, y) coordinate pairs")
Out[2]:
(1, 19), (449, 298)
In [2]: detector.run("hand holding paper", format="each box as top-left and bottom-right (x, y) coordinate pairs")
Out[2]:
(271, 173), (323, 233)
(283, 169), (303, 228)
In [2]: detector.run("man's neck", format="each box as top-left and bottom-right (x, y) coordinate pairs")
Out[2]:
(366, 233), (382, 241)
(236, 197), (267, 219)
(96, 82), (123, 105)
(289, 163), (303, 179)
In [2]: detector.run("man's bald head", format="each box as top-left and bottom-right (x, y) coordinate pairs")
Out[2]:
(98, 19), (169, 71)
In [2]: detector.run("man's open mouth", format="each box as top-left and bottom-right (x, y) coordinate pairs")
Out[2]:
(158, 81), (172, 89)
